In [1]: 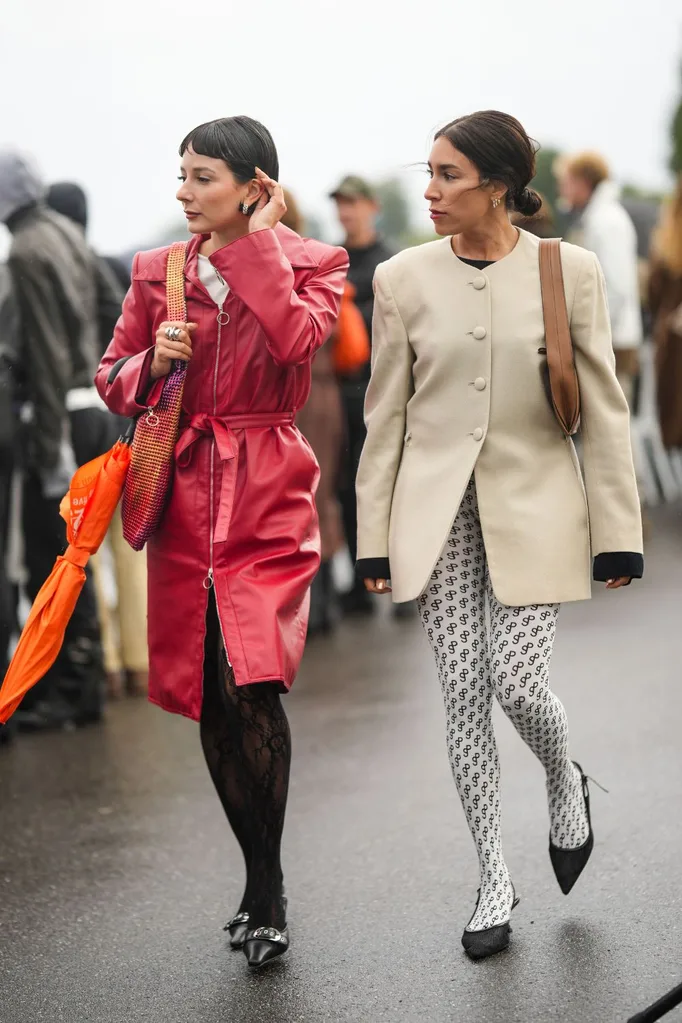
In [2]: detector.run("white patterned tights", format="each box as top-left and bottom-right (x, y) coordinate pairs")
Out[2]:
(418, 478), (589, 932)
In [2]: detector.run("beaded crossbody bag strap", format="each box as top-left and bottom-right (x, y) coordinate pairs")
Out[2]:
(121, 241), (188, 551)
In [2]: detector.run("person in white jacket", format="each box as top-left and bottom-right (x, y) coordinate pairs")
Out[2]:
(556, 152), (643, 407)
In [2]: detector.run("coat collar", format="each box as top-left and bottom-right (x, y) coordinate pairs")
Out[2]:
(134, 223), (319, 289)
(439, 227), (541, 278)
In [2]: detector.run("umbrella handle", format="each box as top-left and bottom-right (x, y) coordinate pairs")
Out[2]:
(120, 420), (136, 444)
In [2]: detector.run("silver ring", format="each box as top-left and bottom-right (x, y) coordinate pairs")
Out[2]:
(165, 326), (182, 341)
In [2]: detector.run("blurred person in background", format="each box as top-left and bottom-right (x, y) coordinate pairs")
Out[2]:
(0, 150), (106, 731)
(356, 111), (642, 960)
(96, 116), (348, 969)
(648, 176), (682, 451)
(556, 152), (643, 408)
(283, 189), (346, 635)
(0, 264), (20, 747)
(329, 175), (399, 616)
(47, 182), (150, 699)
(47, 183), (125, 364)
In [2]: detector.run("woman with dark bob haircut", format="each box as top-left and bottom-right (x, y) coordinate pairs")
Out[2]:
(356, 111), (642, 959)
(96, 116), (348, 969)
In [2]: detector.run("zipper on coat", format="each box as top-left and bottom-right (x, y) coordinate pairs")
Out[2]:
(204, 442), (215, 592)
(204, 300), (232, 666)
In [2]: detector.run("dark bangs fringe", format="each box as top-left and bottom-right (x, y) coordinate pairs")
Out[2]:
(179, 116), (279, 183)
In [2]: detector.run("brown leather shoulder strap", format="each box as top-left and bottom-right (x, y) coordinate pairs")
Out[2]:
(165, 241), (188, 322)
(539, 238), (581, 436)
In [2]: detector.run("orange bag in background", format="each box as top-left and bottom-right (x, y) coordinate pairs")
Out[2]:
(332, 281), (370, 375)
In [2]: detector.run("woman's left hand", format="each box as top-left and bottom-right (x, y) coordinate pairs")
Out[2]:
(606, 577), (632, 589)
(249, 167), (287, 234)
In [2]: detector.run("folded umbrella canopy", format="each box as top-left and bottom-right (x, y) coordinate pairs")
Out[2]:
(0, 438), (132, 723)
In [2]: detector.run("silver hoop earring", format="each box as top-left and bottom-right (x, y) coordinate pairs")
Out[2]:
(241, 201), (250, 215)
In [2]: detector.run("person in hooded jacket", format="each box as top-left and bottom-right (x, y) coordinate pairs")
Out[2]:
(0, 150), (106, 730)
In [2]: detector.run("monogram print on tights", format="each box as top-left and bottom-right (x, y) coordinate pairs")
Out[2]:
(419, 478), (589, 932)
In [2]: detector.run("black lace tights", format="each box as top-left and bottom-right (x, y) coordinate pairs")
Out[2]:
(200, 598), (290, 930)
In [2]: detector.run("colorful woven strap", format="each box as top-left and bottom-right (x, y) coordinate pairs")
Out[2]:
(166, 241), (188, 321)
(121, 240), (189, 551)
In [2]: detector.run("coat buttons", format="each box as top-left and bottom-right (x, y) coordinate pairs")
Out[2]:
(472, 326), (487, 340)
(473, 427), (484, 441)
(474, 377), (487, 391)
(472, 276), (487, 290)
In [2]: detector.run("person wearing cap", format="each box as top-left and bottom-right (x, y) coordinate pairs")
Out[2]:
(330, 175), (394, 616)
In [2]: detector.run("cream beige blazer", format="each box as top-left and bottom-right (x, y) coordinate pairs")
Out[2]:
(356, 229), (642, 605)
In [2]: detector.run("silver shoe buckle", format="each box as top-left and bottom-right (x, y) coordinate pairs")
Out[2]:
(250, 926), (288, 946)
(225, 911), (250, 929)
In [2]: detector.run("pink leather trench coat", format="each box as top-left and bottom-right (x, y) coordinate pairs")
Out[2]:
(96, 225), (348, 720)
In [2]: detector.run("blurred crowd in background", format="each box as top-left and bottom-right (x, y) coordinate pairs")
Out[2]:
(1, 75), (682, 748)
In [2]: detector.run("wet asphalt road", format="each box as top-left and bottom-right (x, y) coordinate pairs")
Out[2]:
(1, 505), (682, 1023)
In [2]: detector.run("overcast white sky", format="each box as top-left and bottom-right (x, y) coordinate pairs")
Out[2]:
(1, 0), (681, 254)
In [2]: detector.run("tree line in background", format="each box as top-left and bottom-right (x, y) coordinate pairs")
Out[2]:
(671, 60), (682, 175)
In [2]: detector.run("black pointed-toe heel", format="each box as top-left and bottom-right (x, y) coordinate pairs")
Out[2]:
(243, 926), (290, 969)
(549, 761), (594, 895)
(223, 911), (250, 950)
(461, 885), (519, 961)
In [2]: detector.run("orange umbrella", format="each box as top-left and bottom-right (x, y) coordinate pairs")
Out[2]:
(0, 439), (132, 723)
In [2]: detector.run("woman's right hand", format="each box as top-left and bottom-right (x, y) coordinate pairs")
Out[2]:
(151, 321), (198, 380)
(364, 579), (392, 595)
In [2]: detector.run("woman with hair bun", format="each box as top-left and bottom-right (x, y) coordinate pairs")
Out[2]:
(356, 110), (642, 959)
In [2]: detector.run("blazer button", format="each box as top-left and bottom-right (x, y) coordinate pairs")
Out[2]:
(472, 276), (487, 290)
(473, 427), (484, 441)
(474, 377), (487, 391)
(473, 326), (487, 340)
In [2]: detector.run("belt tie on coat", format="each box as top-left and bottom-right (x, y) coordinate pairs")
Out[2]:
(175, 411), (296, 544)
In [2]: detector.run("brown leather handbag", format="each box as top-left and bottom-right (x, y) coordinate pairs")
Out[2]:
(539, 238), (581, 437)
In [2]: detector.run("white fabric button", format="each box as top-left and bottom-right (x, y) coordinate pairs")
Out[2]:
(474, 377), (487, 391)
(472, 276), (486, 291)
(473, 326), (487, 340)
(473, 427), (484, 441)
